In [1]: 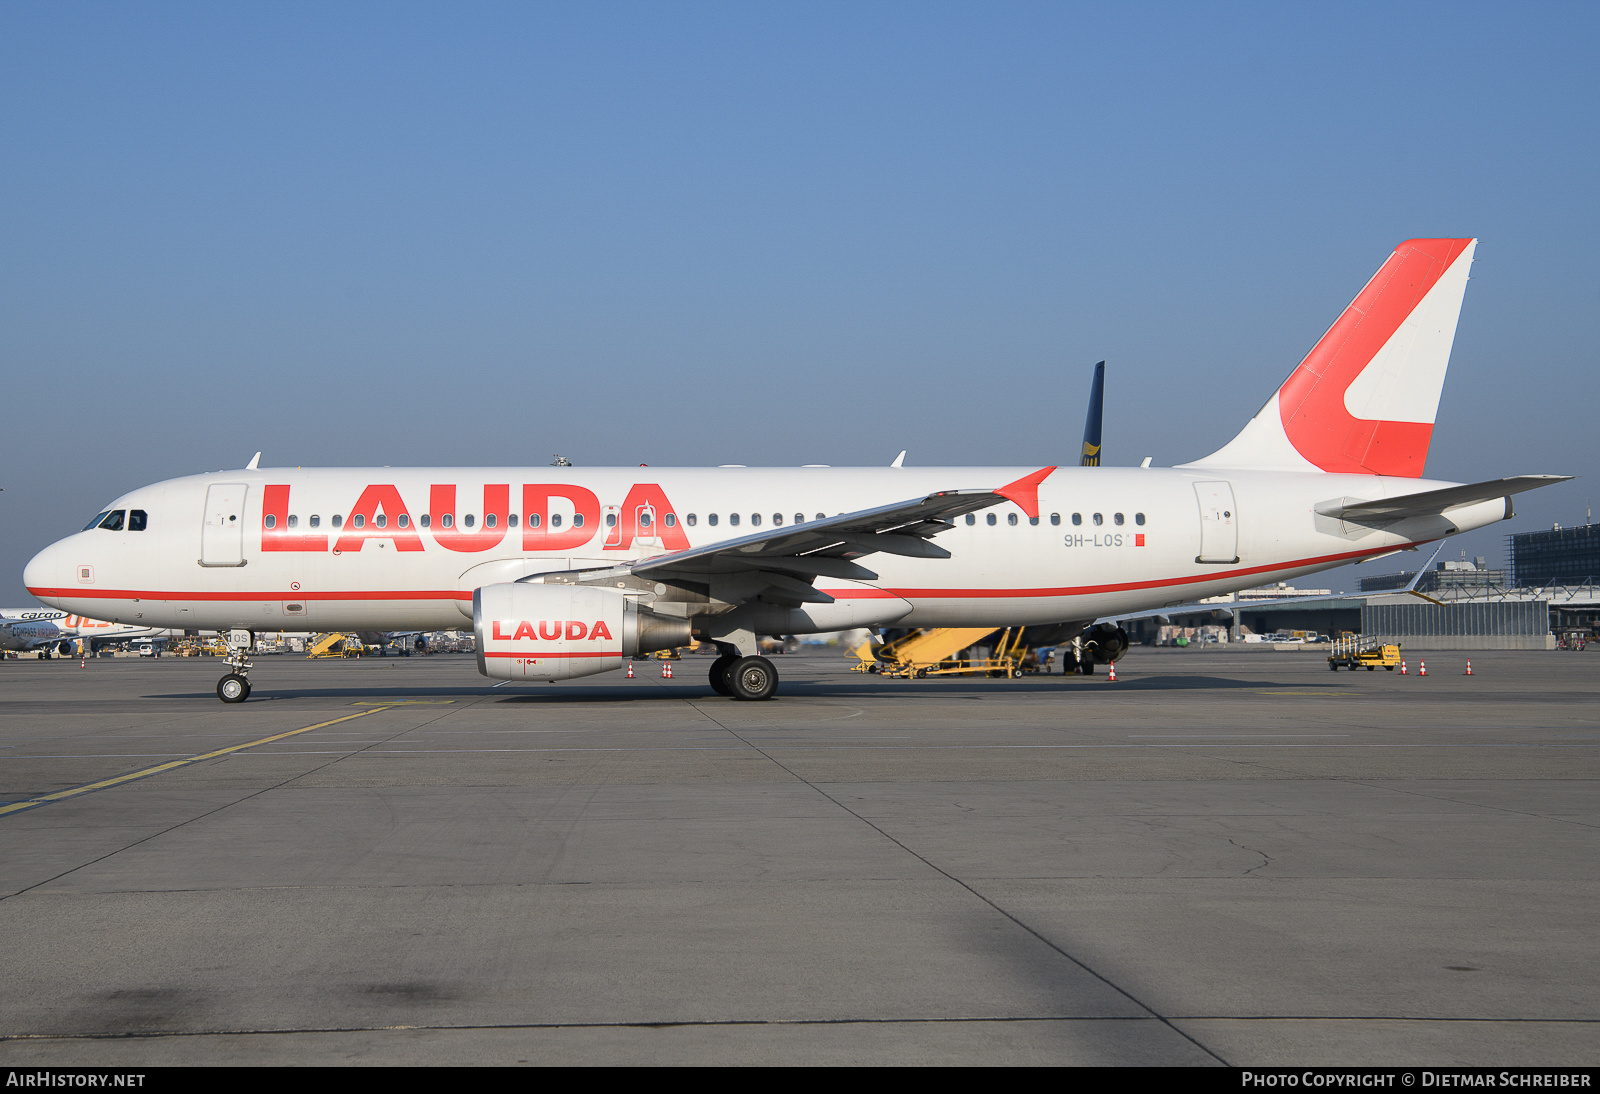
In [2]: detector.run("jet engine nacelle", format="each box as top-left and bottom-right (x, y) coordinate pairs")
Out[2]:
(1081, 622), (1130, 664)
(474, 582), (692, 682)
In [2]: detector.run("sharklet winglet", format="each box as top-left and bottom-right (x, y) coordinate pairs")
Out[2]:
(995, 466), (1056, 519)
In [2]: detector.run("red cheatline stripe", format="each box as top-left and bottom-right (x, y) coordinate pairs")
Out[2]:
(28, 539), (1431, 609)
(26, 587), (470, 602)
(482, 650), (621, 658)
(821, 540), (1429, 600)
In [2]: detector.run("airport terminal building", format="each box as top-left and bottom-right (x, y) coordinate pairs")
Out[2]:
(1139, 526), (1600, 650)
(1509, 522), (1600, 587)
(1357, 558), (1509, 595)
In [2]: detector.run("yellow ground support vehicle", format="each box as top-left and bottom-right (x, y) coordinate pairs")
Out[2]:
(307, 633), (363, 659)
(1327, 635), (1401, 671)
(851, 627), (1030, 679)
(172, 638), (228, 657)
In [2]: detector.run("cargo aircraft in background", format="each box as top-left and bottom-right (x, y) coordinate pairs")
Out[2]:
(24, 239), (1569, 702)
(0, 609), (173, 657)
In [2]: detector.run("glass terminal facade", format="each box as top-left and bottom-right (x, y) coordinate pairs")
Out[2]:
(1357, 561), (1507, 594)
(1509, 524), (1600, 587)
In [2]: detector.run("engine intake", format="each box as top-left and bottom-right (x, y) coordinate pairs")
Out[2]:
(474, 582), (692, 681)
(1081, 622), (1130, 664)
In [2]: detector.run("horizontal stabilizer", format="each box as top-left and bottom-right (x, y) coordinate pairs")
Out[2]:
(1317, 475), (1571, 522)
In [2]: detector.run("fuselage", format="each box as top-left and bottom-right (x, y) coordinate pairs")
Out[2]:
(23, 465), (1509, 635)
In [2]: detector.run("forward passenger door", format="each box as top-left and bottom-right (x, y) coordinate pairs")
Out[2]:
(200, 483), (248, 567)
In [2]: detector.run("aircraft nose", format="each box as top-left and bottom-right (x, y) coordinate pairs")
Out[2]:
(24, 537), (76, 607)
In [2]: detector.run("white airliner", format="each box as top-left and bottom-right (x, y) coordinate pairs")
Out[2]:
(0, 609), (172, 657)
(24, 239), (1567, 702)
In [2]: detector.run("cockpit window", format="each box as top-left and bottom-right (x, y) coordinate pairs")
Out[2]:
(83, 511), (111, 531)
(129, 510), (148, 532)
(97, 510), (126, 531)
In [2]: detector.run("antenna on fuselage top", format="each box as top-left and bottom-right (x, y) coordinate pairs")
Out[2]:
(245, 452), (261, 470)
(1080, 361), (1105, 466)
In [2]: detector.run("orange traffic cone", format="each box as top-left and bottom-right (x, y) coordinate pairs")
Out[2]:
(1107, 661), (1117, 683)
(626, 662), (634, 678)
(1400, 659), (1407, 675)
(1464, 660), (1473, 676)
(661, 660), (671, 679)
(1419, 660), (1428, 677)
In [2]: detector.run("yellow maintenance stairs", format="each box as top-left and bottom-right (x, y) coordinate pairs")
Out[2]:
(307, 633), (364, 659)
(852, 627), (1037, 679)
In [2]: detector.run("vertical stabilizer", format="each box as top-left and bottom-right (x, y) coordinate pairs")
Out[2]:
(1080, 361), (1105, 466)
(1183, 238), (1476, 477)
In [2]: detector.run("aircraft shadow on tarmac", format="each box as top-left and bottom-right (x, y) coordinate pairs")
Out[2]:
(145, 675), (1304, 703)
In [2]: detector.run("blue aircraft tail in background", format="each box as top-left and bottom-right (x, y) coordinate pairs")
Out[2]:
(1080, 360), (1105, 466)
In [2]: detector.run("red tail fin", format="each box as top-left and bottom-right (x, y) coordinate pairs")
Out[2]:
(1185, 239), (1476, 477)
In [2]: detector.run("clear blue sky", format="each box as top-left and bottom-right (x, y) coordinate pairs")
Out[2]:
(3, 1), (1596, 603)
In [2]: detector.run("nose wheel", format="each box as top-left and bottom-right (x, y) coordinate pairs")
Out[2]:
(217, 673), (251, 703)
(216, 631), (255, 703)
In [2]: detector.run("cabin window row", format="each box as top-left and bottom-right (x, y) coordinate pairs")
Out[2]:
(682, 513), (828, 528)
(268, 510), (841, 530)
(260, 511), (713, 531)
(264, 509), (1146, 532)
(265, 512), (603, 530)
(1071, 512), (1145, 527)
(961, 511), (1146, 527)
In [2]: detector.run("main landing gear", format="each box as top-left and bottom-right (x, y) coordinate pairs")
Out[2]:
(709, 655), (736, 696)
(217, 630), (254, 704)
(708, 646), (779, 701)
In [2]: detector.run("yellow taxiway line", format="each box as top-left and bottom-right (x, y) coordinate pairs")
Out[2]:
(0, 706), (396, 818)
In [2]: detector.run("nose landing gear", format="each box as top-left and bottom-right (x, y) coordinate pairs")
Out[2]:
(216, 629), (254, 703)
(218, 673), (250, 702)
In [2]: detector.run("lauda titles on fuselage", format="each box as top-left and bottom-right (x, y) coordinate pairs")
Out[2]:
(24, 239), (1569, 702)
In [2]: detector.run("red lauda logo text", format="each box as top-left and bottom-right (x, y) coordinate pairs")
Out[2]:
(262, 483), (688, 554)
(492, 619), (615, 642)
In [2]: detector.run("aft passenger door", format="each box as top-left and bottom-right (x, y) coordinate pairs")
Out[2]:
(200, 483), (248, 567)
(1193, 481), (1239, 564)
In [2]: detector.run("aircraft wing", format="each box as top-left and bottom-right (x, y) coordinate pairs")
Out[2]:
(1317, 476), (1570, 523)
(609, 467), (1056, 604)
